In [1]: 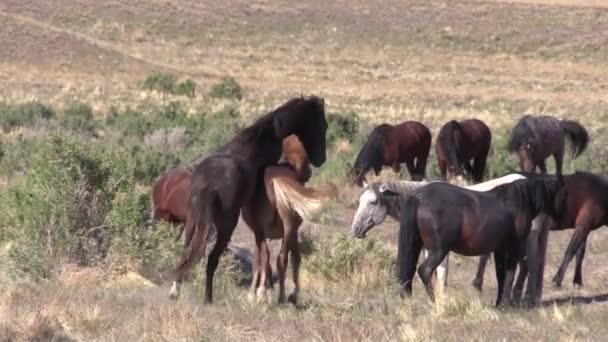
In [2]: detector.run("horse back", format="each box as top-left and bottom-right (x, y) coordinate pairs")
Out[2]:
(388, 121), (431, 156)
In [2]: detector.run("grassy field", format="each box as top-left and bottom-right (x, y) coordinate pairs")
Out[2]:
(1, 0), (608, 340)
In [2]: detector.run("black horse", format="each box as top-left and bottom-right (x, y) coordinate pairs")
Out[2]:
(169, 96), (327, 302)
(508, 115), (588, 177)
(396, 175), (566, 307)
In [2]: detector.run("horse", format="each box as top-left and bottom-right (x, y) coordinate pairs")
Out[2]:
(473, 171), (608, 304)
(245, 135), (334, 304)
(169, 96), (327, 302)
(436, 119), (491, 183)
(396, 175), (566, 306)
(151, 167), (192, 239)
(349, 174), (526, 295)
(508, 115), (588, 177)
(349, 121), (431, 187)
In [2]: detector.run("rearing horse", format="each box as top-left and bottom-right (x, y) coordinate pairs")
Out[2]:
(436, 119), (491, 183)
(350, 121), (431, 187)
(508, 115), (588, 177)
(169, 96), (328, 302)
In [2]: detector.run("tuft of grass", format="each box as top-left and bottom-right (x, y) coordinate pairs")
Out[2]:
(141, 72), (198, 98)
(208, 77), (244, 100)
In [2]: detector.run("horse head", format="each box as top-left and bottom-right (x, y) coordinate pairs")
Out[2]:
(273, 96), (327, 167)
(517, 140), (538, 173)
(351, 182), (398, 238)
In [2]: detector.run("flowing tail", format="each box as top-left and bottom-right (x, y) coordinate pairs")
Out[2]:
(560, 120), (589, 158)
(397, 195), (422, 296)
(173, 187), (216, 279)
(272, 177), (337, 219)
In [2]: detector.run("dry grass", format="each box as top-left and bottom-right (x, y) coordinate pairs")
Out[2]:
(2, 0), (608, 340)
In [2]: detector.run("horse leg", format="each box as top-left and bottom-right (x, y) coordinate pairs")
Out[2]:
(521, 216), (547, 306)
(472, 254), (490, 292)
(248, 238), (262, 302)
(500, 247), (519, 306)
(287, 234), (301, 305)
(472, 152), (488, 183)
(534, 216), (550, 304)
(205, 214), (239, 304)
(392, 161), (401, 174)
(405, 159), (417, 180)
(553, 152), (563, 178)
(401, 245), (423, 298)
(512, 258), (528, 304)
(256, 239), (271, 302)
(414, 150), (429, 181)
(573, 236), (588, 288)
(438, 159), (447, 181)
(552, 225), (589, 288)
(494, 251), (506, 307)
(538, 159), (547, 174)
(417, 249), (448, 303)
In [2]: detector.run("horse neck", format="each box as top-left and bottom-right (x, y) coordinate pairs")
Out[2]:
(218, 118), (283, 168)
(383, 180), (428, 219)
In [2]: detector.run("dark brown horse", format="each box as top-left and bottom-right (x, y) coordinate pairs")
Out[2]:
(244, 135), (333, 304)
(508, 115), (588, 177)
(151, 167), (192, 238)
(473, 172), (608, 304)
(436, 119), (491, 183)
(350, 121), (431, 187)
(169, 96), (327, 302)
(397, 175), (566, 306)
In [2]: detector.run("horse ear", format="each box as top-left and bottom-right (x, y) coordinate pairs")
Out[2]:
(273, 114), (287, 138)
(362, 179), (369, 188)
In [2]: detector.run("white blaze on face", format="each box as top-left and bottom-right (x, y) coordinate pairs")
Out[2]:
(351, 188), (378, 233)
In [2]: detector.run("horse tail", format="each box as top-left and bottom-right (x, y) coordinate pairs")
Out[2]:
(173, 187), (216, 278)
(350, 125), (390, 186)
(560, 120), (589, 158)
(397, 195), (421, 295)
(438, 120), (462, 171)
(272, 177), (337, 219)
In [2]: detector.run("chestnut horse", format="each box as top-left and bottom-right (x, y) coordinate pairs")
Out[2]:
(397, 175), (566, 306)
(151, 167), (192, 238)
(508, 115), (588, 177)
(436, 119), (491, 183)
(473, 172), (608, 304)
(350, 121), (431, 187)
(169, 96), (327, 302)
(245, 135), (333, 304)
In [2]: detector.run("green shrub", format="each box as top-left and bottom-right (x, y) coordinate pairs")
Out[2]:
(175, 79), (197, 98)
(0, 135), (143, 279)
(131, 146), (183, 184)
(0, 101), (55, 133)
(305, 233), (393, 282)
(326, 111), (360, 144)
(61, 103), (97, 135)
(142, 73), (198, 98)
(208, 77), (243, 100)
(142, 72), (178, 94)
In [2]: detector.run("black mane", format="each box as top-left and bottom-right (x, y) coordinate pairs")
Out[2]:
(350, 124), (391, 180)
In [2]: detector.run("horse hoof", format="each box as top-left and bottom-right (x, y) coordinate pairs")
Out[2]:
(574, 281), (584, 289)
(169, 282), (180, 300)
(552, 279), (562, 289)
(247, 291), (256, 303)
(471, 279), (483, 292)
(287, 292), (298, 305)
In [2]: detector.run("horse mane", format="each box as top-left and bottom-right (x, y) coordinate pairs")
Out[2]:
(507, 115), (536, 153)
(437, 120), (463, 171)
(350, 124), (391, 179)
(373, 180), (429, 198)
(493, 174), (560, 215)
(218, 96), (324, 159)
